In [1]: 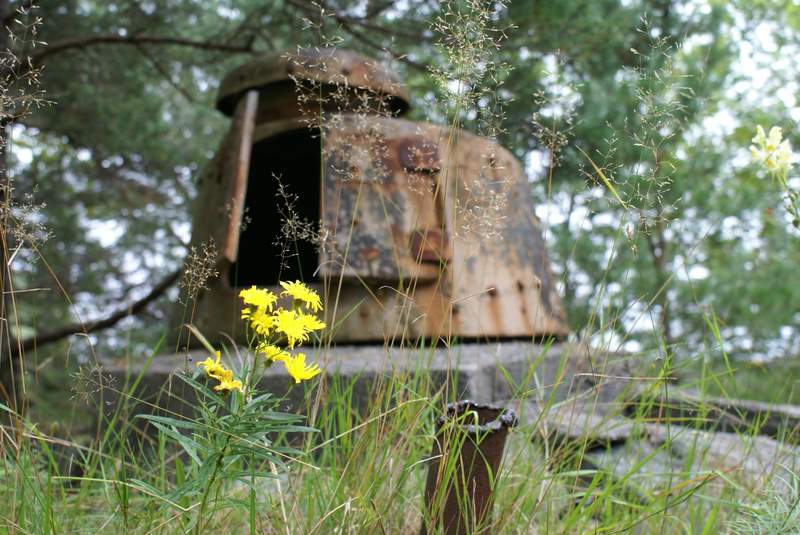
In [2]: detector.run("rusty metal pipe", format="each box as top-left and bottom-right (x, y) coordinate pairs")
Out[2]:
(421, 401), (518, 535)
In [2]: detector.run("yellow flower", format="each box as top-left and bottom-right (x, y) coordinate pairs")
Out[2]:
(298, 312), (326, 332)
(197, 350), (227, 380)
(216, 366), (234, 381)
(239, 285), (278, 312)
(214, 376), (244, 393)
(750, 125), (793, 177)
(257, 343), (290, 362)
(240, 286), (279, 334)
(275, 353), (322, 383)
(197, 351), (243, 393)
(271, 309), (310, 348)
(243, 305), (274, 335)
(280, 280), (323, 312)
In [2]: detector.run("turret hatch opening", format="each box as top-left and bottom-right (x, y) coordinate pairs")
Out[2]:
(228, 128), (321, 287)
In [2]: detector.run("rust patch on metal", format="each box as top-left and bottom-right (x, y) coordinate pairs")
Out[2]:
(397, 136), (440, 173)
(319, 116), (448, 283)
(409, 229), (450, 263)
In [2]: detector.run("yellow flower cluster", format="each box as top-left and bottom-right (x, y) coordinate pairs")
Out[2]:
(239, 284), (326, 347)
(751, 125), (793, 177)
(239, 282), (325, 384)
(196, 351), (244, 393)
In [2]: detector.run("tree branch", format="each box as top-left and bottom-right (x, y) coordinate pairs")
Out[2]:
(135, 43), (196, 103)
(29, 34), (256, 67)
(15, 268), (180, 353)
(286, 0), (429, 72)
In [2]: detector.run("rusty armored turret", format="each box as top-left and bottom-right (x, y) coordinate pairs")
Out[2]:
(174, 48), (569, 346)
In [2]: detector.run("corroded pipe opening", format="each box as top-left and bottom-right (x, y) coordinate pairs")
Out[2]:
(437, 400), (519, 433)
(421, 401), (518, 535)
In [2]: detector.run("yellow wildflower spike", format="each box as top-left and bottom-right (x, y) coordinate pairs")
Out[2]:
(279, 280), (323, 312)
(767, 126), (783, 151)
(752, 125), (767, 146)
(277, 353), (322, 383)
(750, 124), (794, 177)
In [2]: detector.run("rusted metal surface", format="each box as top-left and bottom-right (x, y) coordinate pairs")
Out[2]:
(421, 401), (517, 535)
(410, 228), (449, 263)
(446, 137), (568, 338)
(216, 48), (410, 117)
(320, 117), (447, 283)
(398, 136), (441, 172)
(223, 90), (259, 263)
(318, 114), (569, 342)
(177, 95), (261, 267)
(174, 48), (570, 348)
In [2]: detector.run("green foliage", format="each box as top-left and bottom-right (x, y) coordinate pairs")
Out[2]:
(728, 468), (800, 534)
(135, 371), (313, 532)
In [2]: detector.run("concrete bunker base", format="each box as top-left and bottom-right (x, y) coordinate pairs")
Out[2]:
(95, 342), (800, 500)
(98, 341), (636, 428)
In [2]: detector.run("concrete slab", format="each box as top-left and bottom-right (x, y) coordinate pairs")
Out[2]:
(98, 341), (636, 425)
(629, 386), (800, 438)
(525, 392), (800, 498)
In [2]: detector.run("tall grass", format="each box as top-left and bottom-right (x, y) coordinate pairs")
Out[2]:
(2, 343), (799, 533)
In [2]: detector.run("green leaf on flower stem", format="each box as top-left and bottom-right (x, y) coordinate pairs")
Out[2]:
(149, 422), (202, 465)
(135, 414), (204, 431)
